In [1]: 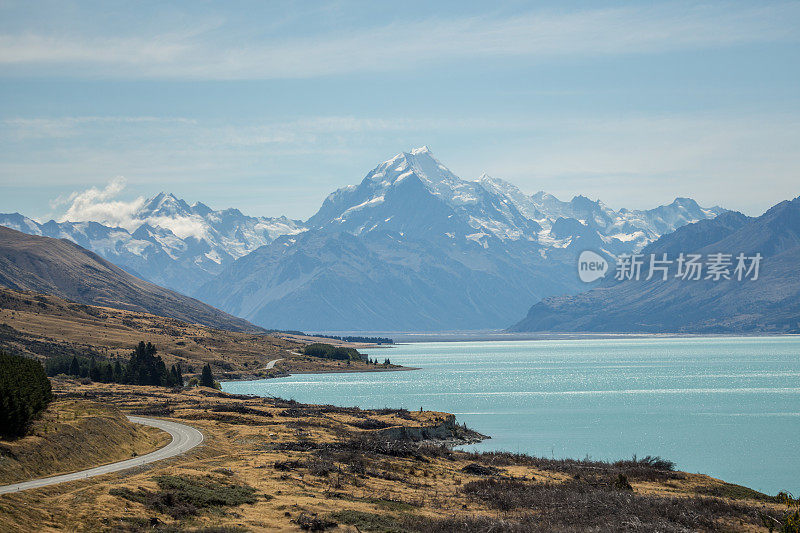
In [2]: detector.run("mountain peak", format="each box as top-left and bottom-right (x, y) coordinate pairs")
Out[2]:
(671, 197), (700, 208)
(366, 146), (459, 194)
(140, 192), (192, 217)
(150, 191), (178, 203)
(409, 145), (431, 155)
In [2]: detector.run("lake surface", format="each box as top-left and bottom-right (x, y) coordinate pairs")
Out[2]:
(222, 336), (800, 495)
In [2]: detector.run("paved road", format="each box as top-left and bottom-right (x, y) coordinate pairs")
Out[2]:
(0, 416), (203, 495)
(265, 358), (284, 369)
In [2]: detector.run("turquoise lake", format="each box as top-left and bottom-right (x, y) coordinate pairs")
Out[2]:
(221, 336), (800, 495)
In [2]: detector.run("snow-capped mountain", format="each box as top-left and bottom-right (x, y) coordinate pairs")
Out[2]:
(0, 195), (304, 294)
(195, 147), (725, 331)
(309, 147), (723, 255)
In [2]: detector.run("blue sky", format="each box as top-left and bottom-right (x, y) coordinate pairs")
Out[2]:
(1, 0), (798, 221)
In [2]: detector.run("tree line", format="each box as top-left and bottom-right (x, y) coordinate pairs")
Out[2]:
(46, 341), (185, 387)
(301, 343), (391, 366)
(0, 350), (53, 439)
(310, 334), (394, 345)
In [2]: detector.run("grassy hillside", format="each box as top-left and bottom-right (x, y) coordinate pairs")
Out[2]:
(0, 399), (168, 485)
(0, 225), (261, 333)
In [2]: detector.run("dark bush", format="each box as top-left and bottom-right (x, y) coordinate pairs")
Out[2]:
(109, 475), (258, 519)
(350, 418), (392, 430)
(460, 477), (765, 531)
(461, 450), (681, 482)
(461, 463), (503, 476)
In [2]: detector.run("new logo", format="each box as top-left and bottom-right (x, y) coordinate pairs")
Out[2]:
(578, 250), (609, 283)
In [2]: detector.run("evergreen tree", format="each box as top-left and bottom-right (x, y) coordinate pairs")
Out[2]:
(0, 351), (53, 439)
(69, 356), (80, 377)
(169, 365), (184, 387)
(199, 363), (215, 388)
(113, 360), (123, 382)
(89, 357), (102, 382)
(101, 363), (114, 382)
(126, 341), (169, 386)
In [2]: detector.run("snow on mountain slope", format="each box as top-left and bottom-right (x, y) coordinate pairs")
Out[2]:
(310, 147), (723, 256)
(308, 146), (541, 243)
(0, 197), (305, 295)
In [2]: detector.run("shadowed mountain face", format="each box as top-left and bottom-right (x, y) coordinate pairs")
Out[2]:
(510, 197), (800, 333)
(0, 226), (262, 333)
(195, 147), (724, 331)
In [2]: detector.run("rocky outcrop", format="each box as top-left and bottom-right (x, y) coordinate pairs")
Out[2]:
(371, 414), (487, 445)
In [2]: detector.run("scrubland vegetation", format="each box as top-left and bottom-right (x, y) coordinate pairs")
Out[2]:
(0, 380), (791, 532)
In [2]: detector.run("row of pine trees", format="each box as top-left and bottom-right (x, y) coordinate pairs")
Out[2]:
(46, 342), (185, 387)
(45, 341), (217, 388)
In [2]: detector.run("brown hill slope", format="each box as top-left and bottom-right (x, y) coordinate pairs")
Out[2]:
(0, 287), (295, 376)
(0, 225), (260, 332)
(0, 287), (397, 378)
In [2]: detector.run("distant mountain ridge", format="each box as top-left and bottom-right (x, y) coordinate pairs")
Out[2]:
(509, 196), (800, 333)
(195, 147), (725, 331)
(0, 226), (262, 333)
(0, 194), (304, 294)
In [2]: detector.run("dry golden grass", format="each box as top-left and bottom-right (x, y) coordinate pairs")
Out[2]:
(0, 381), (786, 532)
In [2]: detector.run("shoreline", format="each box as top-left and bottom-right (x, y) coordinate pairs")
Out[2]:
(221, 363), (421, 382)
(326, 331), (800, 343)
(281, 365), (420, 375)
(2, 381), (787, 532)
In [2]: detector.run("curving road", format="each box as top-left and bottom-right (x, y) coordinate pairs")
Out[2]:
(0, 416), (203, 495)
(264, 358), (284, 369)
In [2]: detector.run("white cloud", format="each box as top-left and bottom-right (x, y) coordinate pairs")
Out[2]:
(58, 177), (146, 229)
(55, 178), (211, 240)
(144, 215), (208, 240)
(0, 3), (797, 79)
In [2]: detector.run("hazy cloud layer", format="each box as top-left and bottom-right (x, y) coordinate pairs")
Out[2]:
(1, 3), (798, 79)
(29, 108), (799, 219)
(1, 1), (797, 221)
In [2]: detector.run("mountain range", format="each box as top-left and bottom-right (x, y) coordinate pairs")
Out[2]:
(195, 147), (723, 330)
(510, 196), (800, 333)
(0, 195), (304, 295)
(0, 226), (261, 332)
(1, 147), (725, 331)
